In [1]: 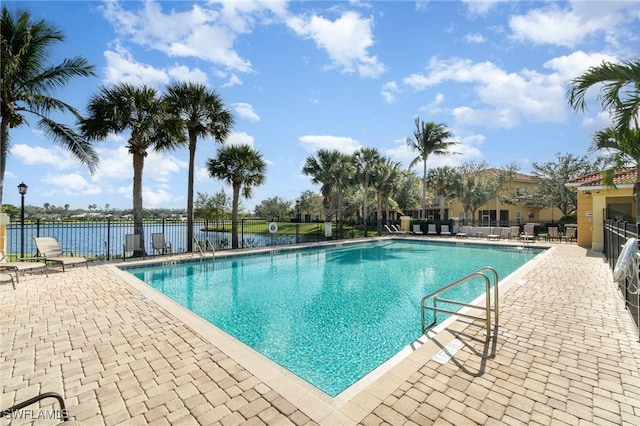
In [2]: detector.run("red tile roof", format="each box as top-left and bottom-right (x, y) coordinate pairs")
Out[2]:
(566, 167), (637, 188)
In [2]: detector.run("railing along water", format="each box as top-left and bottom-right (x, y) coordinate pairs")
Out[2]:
(421, 266), (499, 336)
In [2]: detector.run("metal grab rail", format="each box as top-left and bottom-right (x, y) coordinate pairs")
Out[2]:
(193, 236), (215, 257)
(0, 392), (70, 421)
(421, 266), (499, 336)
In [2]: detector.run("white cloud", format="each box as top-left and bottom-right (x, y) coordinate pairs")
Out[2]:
(234, 103), (260, 122)
(381, 81), (400, 104)
(299, 135), (361, 154)
(11, 144), (83, 170)
(143, 186), (184, 208)
(464, 33), (486, 44)
(42, 173), (103, 196)
(462, 0), (505, 16)
(167, 65), (209, 84)
(92, 145), (186, 185)
(403, 57), (568, 128)
(226, 131), (255, 147)
(101, 0), (253, 72)
(543, 50), (618, 83)
(419, 93), (446, 114)
(103, 47), (170, 86)
(509, 1), (637, 48)
(286, 11), (386, 78)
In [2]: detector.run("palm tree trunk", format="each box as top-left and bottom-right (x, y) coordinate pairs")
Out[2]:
(231, 184), (240, 249)
(0, 117), (8, 207)
(363, 183), (369, 237)
(376, 192), (383, 235)
(132, 150), (146, 257)
(422, 158), (427, 219)
(186, 133), (197, 252)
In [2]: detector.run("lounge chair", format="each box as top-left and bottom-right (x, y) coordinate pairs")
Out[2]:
(427, 224), (437, 235)
(547, 227), (560, 242)
(510, 226), (521, 240)
(33, 237), (88, 271)
(412, 224), (424, 235)
(521, 224), (536, 242)
(487, 227), (501, 240)
(0, 252), (48, 282)
(123, 234), (144, 260)
(0, 272), (16, 289)
(440, 225), (452, 236)
(562, 226), (577, 243)
(500, 227), (511, 240)
(152, 233), (172, 255)
(456, 226), (469, 238)
(391, 224), (408, 234)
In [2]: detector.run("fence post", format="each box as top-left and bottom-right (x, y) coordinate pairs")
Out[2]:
(241, 219), (245, 249)
(296, 223), (300, 244)
(107, 218), (111, 260)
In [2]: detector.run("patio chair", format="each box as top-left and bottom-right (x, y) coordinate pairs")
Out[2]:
(456, 225), (469, 238)
(152, 233), (172, 255)
(427, 224), (438, 235)
(440, 225), (452, 236)
(412, 224), (424, 235)
(33, 237), (88, 272)
(547, 226), (560, 242)
(123, 234), (144, 261)
(500, 227), (511, 240)
(510, 226), (521, 240)
(0, 272), (16, 289)
(391, 224), (408, 234)
(0, 252), (48, 283)
(487, 227), (501, 240)
(521, 224), (536, 242)
(562, 226), (577, 243)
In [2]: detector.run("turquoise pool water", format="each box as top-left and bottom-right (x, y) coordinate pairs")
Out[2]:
(125, 240), (543, 396)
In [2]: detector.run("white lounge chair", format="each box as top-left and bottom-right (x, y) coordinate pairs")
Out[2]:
(391, 224), (408, 234)
(427, 224), (437, 235)
(521, 224), (536, 242)
(0, 252), (48, 282)
(0, 272), (16, 289)
(487, 227), (501, 240)
(152, 233), (172, 255)
(412, 224), (424, 235)
(440, 225), (452, 236)
(33, 237), (88, 271)
(456, 226), (469, 238)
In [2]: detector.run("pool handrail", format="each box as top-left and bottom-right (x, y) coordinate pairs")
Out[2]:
(420, 266), (499, 336)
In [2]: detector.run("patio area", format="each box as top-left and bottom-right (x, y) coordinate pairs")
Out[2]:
(1, 241), (639, 425)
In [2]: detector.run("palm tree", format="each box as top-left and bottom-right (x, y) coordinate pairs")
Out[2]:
(567, 58), (640, 132)
(302, 149), (354, 235)
(567, 58), (640, 222)
(373, 158), (402, 232)
(164, 81), (234, 252)
(0, 7), (97, 205)
(206, 145), (266, 249)
(592, 127), (640, 222)
(81, 83), (184, 255)
(427, 166), (463, 220)
(354, 147), (381, 236)
(406, 119), (459, 219)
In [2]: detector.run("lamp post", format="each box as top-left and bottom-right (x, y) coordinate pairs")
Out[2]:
(18, 182), (28, 259)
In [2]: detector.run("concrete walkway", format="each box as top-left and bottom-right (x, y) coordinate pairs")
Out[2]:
(1, 243), (639, 425)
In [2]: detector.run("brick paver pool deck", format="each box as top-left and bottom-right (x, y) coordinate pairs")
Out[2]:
(1, 240), (639, 425)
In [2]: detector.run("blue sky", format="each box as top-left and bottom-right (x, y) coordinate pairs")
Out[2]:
(4, 0), (639, 211)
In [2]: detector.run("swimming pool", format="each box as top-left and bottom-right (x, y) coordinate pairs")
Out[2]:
(124, 239), (543, 396)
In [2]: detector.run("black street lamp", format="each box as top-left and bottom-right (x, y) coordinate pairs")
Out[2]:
(18, 182), (28, 259)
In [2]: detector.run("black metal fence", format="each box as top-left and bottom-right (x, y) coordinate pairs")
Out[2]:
(603, 220), (640, 336)
(5, 219), (338, 261)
